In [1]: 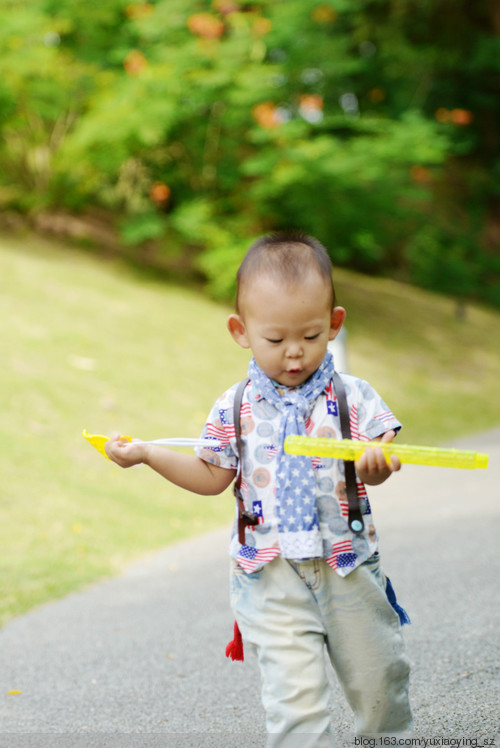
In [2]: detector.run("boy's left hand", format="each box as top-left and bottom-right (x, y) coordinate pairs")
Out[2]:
(355, 429), (401, 485)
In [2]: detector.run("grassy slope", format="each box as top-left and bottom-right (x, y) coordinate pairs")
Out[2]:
(1, 233), (499, 626)
(336, 271), (500, 443)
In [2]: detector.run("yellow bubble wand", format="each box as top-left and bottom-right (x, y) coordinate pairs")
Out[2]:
(284, 436), (489, 470)
(82, 430), (220, 460)
(84, 430), (489, 470)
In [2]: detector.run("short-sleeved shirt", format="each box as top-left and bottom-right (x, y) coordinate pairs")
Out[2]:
(196, 373), (401, 577)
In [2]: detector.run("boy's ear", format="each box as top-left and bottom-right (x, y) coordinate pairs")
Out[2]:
(227, 314), (251, 349)
(328, 306), (346, 341)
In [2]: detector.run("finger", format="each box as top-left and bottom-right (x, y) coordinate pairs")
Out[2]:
(372, 446), (391, 471)
(375, 447), (399, 473)
(380, 429), (396, 444)
(378, 431), (399, 470)
(106, 434), (128, 459)
(363, 446), (385, 472)
(390, 454), (401, 472)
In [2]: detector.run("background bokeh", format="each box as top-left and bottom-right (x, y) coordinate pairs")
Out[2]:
(1, 0), (499, 305)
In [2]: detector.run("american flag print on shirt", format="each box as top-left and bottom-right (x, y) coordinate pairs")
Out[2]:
(251, 500), (265, 526)
(203, 421), (228, 448)
(349, 404), (362, 440)
(263, 444), (278, 459)
(237, 544), (281, 572)
(204, 403), (252, 448)
(324, 381), (339, 417)
(325, 539), (357, 571)
(337, 491), (349, 518)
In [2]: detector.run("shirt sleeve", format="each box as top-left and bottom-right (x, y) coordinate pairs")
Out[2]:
(345, 375), (402, 441)
(195, 385), (239, 471)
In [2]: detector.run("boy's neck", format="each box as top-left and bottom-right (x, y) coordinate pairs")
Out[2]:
(271, 378), (301, 395)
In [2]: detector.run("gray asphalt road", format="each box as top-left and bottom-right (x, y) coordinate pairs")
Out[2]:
(1, 430), (499, 748)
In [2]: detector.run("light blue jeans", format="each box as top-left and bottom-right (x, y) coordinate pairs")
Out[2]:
(230, 555), (412, 748)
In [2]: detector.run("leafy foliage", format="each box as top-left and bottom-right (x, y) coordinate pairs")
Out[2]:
(0, 0), (499, 304)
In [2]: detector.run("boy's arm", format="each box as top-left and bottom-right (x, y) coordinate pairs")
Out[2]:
(355, 429), (401, 486)
(105, 435), (236, 496)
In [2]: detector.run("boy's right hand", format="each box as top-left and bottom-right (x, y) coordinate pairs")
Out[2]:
(105, 434), (148, 468)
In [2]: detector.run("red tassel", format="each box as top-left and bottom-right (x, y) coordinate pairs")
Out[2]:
(225, 621), (244, 661)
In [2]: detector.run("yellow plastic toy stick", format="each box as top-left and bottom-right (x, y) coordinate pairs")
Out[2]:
(284, 436), (489, 470)
(83, 431), (221, 460)
(82, 430), (132, 460)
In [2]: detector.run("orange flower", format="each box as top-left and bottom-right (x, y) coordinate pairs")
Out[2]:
(187, 13), (225, 39)
(450, 108), (474, 125)
(299, 94), (324, 111)
(299, 94), (324, 123)
(311, 4), (338, 24)
(150, 182), (171, 204)
(252, 102), (283, 129)
(123, 50), (148, 76)
(435, 107), (473, 125)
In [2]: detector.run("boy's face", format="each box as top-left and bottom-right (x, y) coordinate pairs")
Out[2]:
(227, 271), (345, 387)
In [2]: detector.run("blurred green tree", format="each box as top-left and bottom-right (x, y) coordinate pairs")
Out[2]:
(0, 0), (498, 304)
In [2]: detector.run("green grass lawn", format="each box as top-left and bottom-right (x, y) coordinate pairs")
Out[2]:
(1, 232), (499, 627)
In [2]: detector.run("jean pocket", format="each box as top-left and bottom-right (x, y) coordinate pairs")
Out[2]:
(230, 559), (263, 595)
(231, 561), (263, 579)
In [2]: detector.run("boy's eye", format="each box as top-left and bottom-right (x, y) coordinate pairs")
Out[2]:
(305, 334), (320, 341)
(266, 338), (283, 344)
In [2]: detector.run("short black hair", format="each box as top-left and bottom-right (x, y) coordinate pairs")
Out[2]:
(236, 230), (336, 312)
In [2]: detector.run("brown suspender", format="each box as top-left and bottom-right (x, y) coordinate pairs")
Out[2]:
(332, 372), (364, 534)
(232, 378), (258, 544)
(232, 373), (364, 544)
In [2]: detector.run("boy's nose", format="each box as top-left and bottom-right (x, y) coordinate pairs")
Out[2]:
(286, 343), (303, 358)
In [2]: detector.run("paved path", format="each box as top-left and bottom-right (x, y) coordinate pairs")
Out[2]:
(1, 430), (499, 747)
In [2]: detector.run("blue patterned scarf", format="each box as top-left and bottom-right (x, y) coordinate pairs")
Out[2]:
(247, 351), (334, 558)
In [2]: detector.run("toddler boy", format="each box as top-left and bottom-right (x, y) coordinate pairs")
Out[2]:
(106, 231), (412, 747)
